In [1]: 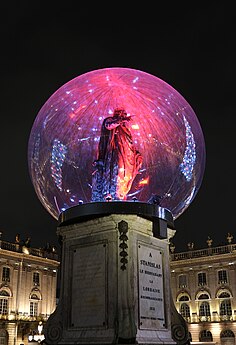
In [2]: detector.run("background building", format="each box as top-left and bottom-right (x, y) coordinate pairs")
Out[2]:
(1, 225), (235, 345)
(170, 233), (236, 345)
(0, 233), (59, 345)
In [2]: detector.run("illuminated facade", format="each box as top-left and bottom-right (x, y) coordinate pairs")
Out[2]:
(170, 235), (236, 344)
(0, 236), (59, 345)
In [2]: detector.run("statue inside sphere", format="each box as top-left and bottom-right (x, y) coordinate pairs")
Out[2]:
(28, 67), (206, 221)
(91, 108), (143, 202)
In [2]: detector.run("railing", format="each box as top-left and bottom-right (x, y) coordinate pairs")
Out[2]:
(170, 244), (236, 261)
(0, 240), (59, 261)
(0, 312), (49, 322)
(219, 315), (233, 321)
(199, 315), (211, 322)
(182, 313), (235, 323)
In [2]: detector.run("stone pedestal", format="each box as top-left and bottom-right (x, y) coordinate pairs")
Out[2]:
(44, 202), (189, 345)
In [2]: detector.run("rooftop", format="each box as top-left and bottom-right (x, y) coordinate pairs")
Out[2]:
(0, 238), (59, 261)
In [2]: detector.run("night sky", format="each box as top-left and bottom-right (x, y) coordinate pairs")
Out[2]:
(1, 3), (235, 252)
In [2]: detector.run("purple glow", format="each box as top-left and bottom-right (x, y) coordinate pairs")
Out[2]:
(28, 67), (206, 220)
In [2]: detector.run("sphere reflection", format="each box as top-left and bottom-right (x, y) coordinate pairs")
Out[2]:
(28, 67), (206, 220)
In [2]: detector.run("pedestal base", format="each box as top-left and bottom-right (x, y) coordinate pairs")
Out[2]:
(44, 203), (189, 345)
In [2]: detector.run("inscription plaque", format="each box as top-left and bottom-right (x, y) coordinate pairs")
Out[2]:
(138, 243), (165, 329)
(71, 242), (106, 328)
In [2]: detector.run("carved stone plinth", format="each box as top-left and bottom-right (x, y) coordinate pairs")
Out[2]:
(44, 202), (189, 345)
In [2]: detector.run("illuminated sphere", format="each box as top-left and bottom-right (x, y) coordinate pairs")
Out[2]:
(28, 67), (206, 220)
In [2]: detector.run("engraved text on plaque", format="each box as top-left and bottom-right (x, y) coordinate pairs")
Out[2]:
(138, 243), (165, 329)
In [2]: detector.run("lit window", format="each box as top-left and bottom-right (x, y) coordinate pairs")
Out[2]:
(198, 272), (207, 286)
(218, 291), (232, 321)
(0, 290), (10, 315)
(29, 293), (40, 317)
(0, 299), (8, 315)
(198, 293), (209, 300)
(218, 270), (227, 284)
(220, 300), (232, 317)
(221, 330), (235, 338)
(199, 301), (211, 317)
(33, 272), (40, 286)
(199, 330), (213, 342)
(179, 295), (190, 301)
(0, 333), (7, 345)
(2, 267), (10, 282)
(178, 274), (187, 288)
(180, 303), (190, 321)
(30, 302), (38, 317)
(219, 292), (230, 298)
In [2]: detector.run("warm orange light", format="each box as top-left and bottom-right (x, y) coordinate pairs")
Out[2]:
(139, 177), (149, 185)
(131, 124), (140, 130)
(69, 105), (86, 119)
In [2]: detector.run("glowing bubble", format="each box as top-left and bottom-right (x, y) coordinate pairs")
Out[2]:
(28, 67), (206, 220)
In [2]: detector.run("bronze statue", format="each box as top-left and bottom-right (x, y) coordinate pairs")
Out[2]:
(92, 108), (142, 201)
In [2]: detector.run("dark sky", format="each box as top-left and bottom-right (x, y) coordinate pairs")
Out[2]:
(1, 3), (235, 252)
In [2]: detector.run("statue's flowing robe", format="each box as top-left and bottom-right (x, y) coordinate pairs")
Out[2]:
(92, 116), (142, 201)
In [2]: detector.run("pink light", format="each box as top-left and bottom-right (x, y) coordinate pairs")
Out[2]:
(28, 67), (206, 221)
